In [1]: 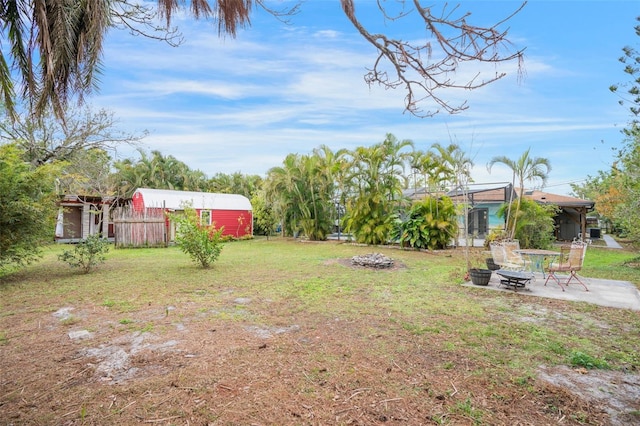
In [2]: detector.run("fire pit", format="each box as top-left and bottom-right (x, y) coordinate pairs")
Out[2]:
(351, 253), (394, 269)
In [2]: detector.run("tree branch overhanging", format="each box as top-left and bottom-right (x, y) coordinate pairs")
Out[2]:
(341, 0), (526, 117)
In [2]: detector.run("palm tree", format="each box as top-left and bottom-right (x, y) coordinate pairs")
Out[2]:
(487, 148), (552, 239)
(341, 135), (412, 245)
(0, 0), (253, 119)
(430, 143), (473, 248)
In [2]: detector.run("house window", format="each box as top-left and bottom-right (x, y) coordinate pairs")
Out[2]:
(200, 210), (212, 226)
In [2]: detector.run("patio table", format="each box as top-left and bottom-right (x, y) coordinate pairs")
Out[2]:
(515, 249), (560, 278)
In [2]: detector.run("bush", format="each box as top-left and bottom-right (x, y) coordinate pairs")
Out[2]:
(0, 144), (60, 273)
(171, 207), (225, 268)
(497, 199), (557, 249)
(58, 234), (110, 273)
(391, 196), (458, 250)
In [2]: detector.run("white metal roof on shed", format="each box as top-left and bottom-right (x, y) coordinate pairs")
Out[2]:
(134, 188), (252, 211)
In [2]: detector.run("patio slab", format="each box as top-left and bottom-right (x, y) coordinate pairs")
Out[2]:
(465, 272), (640, 311)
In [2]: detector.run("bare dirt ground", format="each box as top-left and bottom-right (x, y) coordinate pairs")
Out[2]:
(1, 259), (639, 425)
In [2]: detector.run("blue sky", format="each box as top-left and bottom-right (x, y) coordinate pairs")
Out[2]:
(93, 1), (639, 195)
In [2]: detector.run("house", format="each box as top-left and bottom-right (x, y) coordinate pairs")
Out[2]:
(522, 189), (595, 241)
(55, 195), (118, 243)
(130, 188), (253, 240)
(443, 184), (595, 241)
(445, 184), (518, 239)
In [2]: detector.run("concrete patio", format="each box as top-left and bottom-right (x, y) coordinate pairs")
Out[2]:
(465, 272), (640, 311)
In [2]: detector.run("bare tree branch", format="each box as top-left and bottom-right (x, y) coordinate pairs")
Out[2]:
(110, 0), (184, 47)
(0, 106), (146, 166)
(341, 0), (526, 117)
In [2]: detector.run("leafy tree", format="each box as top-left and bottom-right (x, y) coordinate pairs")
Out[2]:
(251, 190), (278, 238)
(57, 148), (115, 197)
(571, 168), (622, 233)
(611, 127), (640, 241)
(487, 148), (551, 239)
(170, 206), (225, 268)
(391, 196), (457, 250)
(497, 198), (557, 249)
(208, 172), (263, 199)
(576, 16), (640, 243)
(609, 16), (640, 132)
(0, 144), (60, 272)
(113, 149), (209, 197)
(58, 234), (110, 274)
(1, 1), (524, 119)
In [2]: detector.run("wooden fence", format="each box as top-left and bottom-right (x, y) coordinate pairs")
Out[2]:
(112, 203), (167, 248)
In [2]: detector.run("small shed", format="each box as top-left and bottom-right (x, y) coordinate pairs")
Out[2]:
(55, 195), (118, 243)
(131, 188), (253, 240)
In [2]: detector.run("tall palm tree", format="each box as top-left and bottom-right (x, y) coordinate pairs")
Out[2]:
(430, 143), (473, 248)
(0, 0), (252, 119)
(488, 148), (552, 239)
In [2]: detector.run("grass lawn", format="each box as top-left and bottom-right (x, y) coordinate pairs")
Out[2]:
(1, 238), (639, 425)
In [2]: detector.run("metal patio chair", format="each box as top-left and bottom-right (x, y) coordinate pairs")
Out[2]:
(489, 240), (526, 271)
(544, 240), (589, 291)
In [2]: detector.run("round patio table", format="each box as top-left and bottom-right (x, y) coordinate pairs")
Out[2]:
(515, 249), (560, 278)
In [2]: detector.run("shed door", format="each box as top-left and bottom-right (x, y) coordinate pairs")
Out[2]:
(63, 206), (83, 239)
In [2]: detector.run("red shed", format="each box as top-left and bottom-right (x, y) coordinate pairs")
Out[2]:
(131, 188), (253, 239)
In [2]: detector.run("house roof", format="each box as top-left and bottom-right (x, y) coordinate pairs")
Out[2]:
(444, 184), (595, 211)
(522, 189), (594, 209)
(133, 188), (252, 211)
(446, 184), (517, 203)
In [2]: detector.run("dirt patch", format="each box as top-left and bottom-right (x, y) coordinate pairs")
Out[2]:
(537, 365), (640, 425)
(2, 297), (639, 425)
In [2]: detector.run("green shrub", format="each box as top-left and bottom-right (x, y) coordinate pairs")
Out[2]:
(391, 196), (458, 250)
(58, 234), (110, 273)
(170, 207), (225, 268)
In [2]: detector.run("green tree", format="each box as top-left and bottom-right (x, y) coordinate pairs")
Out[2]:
(430, 143), (472, 248)
(342, 134), (413, 245)
(170, 206), (224, 268)
(497, 198), (557, 249)
(604, 16), (640, 243)
(609, 16), (640, 132)
(208, 172), (263, 199)
(0, 144), (60, 273)
(391, 196), (457, 250)
(1, 1), (523, 119)
(251, 190), (278, 239)
(264, 148), (335, 240)
(487, 148), (551, 239)
(58, 234), (110, 274)
(113, 149), (209, 197)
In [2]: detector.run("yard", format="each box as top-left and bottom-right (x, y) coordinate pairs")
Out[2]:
(1, 239), (639, 425)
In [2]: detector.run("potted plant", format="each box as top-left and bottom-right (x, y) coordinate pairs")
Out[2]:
(468, 267), (492, 285)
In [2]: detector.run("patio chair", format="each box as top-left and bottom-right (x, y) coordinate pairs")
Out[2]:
(490, 240), (526, 271)
(544, 240), (589, 291)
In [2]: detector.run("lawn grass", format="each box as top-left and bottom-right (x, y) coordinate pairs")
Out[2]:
(1, 237), (639, 424)
(3, 238), (638, 372)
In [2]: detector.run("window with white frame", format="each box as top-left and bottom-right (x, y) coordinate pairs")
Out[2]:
(200, 210), (212, 226)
